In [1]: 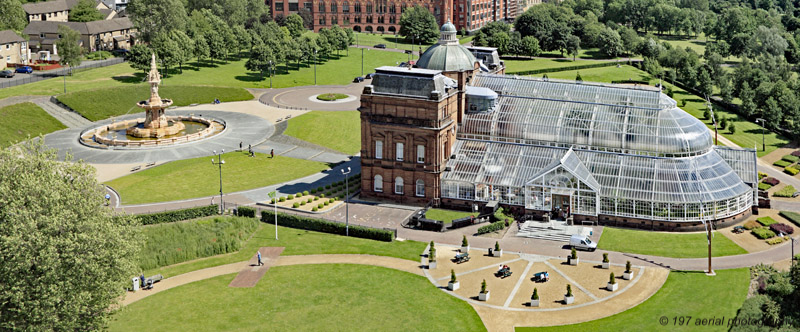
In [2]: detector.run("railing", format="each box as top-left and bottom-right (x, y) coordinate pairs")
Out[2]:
(257, 97), (308, 111)
(0, 57), (126, 89)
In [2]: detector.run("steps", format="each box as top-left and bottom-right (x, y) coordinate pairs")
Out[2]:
(33, 97), (92, 129)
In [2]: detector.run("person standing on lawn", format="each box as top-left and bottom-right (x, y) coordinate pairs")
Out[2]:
(257, 251), (263, 266)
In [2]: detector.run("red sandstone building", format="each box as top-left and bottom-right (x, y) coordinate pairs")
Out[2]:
(266, 0), (517, 32)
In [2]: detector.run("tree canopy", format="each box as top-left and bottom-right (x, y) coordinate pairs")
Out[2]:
(56, 25), (82, 68)
(0, 142), (141, 331)
(68, 0), (103, 22)
(0, 0), (27, 32)
(398, 5), (438, 43)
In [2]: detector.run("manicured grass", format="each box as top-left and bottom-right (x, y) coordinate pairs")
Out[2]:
(146, 220), (427, 278)
(756, 216), (778, 226)
(503, 58), (610, 75)
(316, 93), (349, 101)
(544, 65), (790, 156)
(57, 85), (253, 121)
(106, 152), (331, 205)
(353, 32), (433, 51)
(139, 216), (260, 270)
(517, 268), (749, 332)
(111, 264), (486, 332)
(425, 208), (476, 224)
(0, 102), (66, 147)
(0, 62), (139, 99)
(284, 110), (361, 155)
(597, 227), (747, 258)
(774, 185), (796, 198)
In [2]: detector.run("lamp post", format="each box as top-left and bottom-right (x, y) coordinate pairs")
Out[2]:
(755, 118), (766, 152)
(313, 49), (317, 85)
(792, 237), (797, 264)
(268, 60), (273, 89)
(211, 149), (225, 214)
(341, 167), (352, 236)
(361, 48), (365, 76)
(268, 191), (278, 240)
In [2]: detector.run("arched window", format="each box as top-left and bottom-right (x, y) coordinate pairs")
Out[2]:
(394, 177), (404, 194)
(416, 179), (425, 197)
(374, 174), (383, 192)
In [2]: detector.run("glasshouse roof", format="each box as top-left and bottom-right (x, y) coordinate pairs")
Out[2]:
(443, 140), (755, 204)
(468, 74), (712, 156)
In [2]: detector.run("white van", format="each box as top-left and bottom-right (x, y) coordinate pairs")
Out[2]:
(570, 234), (597, 251)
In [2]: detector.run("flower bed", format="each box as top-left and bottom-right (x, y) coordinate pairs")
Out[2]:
(774, 185), (796, 197)
(268, 176), (361, 213)
(757, 216), (779, 226)
(752, 227), (776, 239)
(769, 223), (793, 235)
(773, 160), (792, 168)
(763, 177), (780, 186)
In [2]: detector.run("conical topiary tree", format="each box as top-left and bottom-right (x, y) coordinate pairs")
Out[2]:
(429, 247), (436, 262)
(450, 269), (457, 283)
(462, 235), (468, 247)
(603, 253), (609, 263)
(566, 284), (572, 297)
(610, 272), (616, 284)
(495, 241), (500, 251)
(625, 261), (632, 273)
(532, 287), (539, 300)
(571, 247), (577, 259)
(481, 279), (487, 294)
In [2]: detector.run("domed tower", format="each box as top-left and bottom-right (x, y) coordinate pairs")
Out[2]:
(417, 21), (478, 124)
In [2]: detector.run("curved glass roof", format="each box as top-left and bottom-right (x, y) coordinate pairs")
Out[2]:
(469, 74), (712, 156)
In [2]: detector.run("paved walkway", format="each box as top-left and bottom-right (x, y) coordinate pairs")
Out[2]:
(228, 247), (284, 288)
(257, 82), (365, 111)
(32, 97), (92, 128)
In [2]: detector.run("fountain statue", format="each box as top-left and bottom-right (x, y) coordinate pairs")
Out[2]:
(127, 54), (184, 138)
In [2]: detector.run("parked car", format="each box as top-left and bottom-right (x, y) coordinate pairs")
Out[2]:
(353, 76), (365, 83)
(15, 66), (33, 74)
(374, 44), (387, 49)
(569, 234), (597, 251)
(365, 73), (375, 79)
(793, 191), (800, 198)
(0, 70), (15, 78)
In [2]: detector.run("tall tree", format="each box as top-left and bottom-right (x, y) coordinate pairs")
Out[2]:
(0, 141), (141, 331)
(170, 30), (194, 73)
(56, 25), (82, 72)
(597, 27), (623, 58)
(566, 35), (581, 60)
(232, 25), (252, 56)
(128, 43), (153, 73)
(286, 13), (305, 38)
(0, 0), (26, 32)
(151, 31), (180, 76)
(520, 35), (541, 58)
(127, 0), (188, 43)
(245, 41), (274, 80)
(68, 0), (103, 22)
(398, 5), (439, 43)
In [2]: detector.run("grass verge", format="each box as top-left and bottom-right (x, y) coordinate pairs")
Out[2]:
(284, 110), (361, 155)
(597, 227), (747, 258)
(111, 264), (486, 331)
(107, 152), (330, 205)
(425, 208), (476, 224)
(316, 93), (349, 101)
(516, 268), (749, 332)
(0, 102), (66, 147)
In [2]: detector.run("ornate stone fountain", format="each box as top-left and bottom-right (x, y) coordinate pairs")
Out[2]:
(127, 54), (183, 138)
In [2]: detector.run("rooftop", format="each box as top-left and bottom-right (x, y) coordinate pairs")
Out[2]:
(0, 30), (26, 44)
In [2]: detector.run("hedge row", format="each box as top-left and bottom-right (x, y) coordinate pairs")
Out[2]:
(752, 227), (776, 239)
(134, 205), (218, 225)
(782, 155), (800, 163)
(756, 216), (778, 226)
(236, 206), (256, 218)
(477, 221), (506, 235)
(774, 160), (792, 167)
(785, 167), (799, 176)
(758, 182), (773, 191)
(778, 211), (800, 227)
(508, 61), (623, 76)
(774, 185), (796, 197)
(260, 210), (394, 242)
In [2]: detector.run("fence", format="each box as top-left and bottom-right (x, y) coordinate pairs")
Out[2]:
(0, 57), (126, 90)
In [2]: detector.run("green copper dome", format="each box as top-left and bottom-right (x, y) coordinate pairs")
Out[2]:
(417, 22), (476, 72)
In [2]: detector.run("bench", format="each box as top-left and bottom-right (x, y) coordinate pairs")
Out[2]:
(146, 162), (156, 167)
(418, 218), (443, 232)
(142, 274), (163, 290)
(453, 253), (470, 264)
(130, 165), (141, 172)
(448, 216), (475, 229)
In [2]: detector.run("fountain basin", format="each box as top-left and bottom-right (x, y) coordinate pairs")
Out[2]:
(80, 115), (226, 149)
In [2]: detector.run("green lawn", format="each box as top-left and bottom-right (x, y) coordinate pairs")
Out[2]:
(354, 32), (433, 51)
(0, 102), (66, 147)
(425, 208), (476, 224)
(146, 220), (427, 278)
(0, 63), (139, 99)
(597, 227), (747, 258)
(544, 65), (790, 156)
(504, 58), (611, 75)
(57, 85), (253, 122)
(517, 268), (749, 332)
(107, 152), (331, 205)
(111, 264), (486, 332)
(284, 110), (361, 155)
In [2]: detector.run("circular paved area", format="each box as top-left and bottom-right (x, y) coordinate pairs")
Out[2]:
(258, 83), (366, 111)
(44, 110), (274, 164)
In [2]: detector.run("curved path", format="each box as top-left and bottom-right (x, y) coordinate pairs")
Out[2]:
(258, 82), (365, 111)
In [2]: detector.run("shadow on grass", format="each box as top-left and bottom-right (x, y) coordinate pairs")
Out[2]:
(112, 73), (145, 84)
(235, 72), (267, 83)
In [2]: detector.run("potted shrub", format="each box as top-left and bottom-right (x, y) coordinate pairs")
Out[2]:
(428, 243), (437, 269)
(478, 279), (490, 301)
(493, 241), (503, 257)
(607, 272), (618, 291)
(461, 235), (470, 253)
(529, 288), (540, 307)
(602, 253), (610, 269)
(624, 261), (634, 280)
(569, 247), (579, 265)
(564, 284), (574, 304)
(448, 269), (460, 290)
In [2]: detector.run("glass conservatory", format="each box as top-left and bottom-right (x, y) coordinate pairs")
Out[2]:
(441, 74), (757, 223)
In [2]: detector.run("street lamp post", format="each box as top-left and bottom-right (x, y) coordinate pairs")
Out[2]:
(268, 60), (273, 89)
(756, 118), (766, 152)
(313, 49), (317, 85)
(361, 48), (365, 76)
(341, 167), (352, 236)
(792, 237), (797, 263)
(211, 149), (225, 214)
(268, 191), (278, 240)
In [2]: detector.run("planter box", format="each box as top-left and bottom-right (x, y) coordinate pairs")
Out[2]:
(623, 271), (634, 280)
(564, 295), (574, 304)
(448, 281), (460, 291)
(479, 291), (490, 301)
(569, 257), (579, 266)
(461, 245), (470, 253)
(529, 299), (540, 307)
(493, 249), (503, 257)
(602, 262), (610, 269)
(428, 261), (437, 269)
(607, 282), (618, 291)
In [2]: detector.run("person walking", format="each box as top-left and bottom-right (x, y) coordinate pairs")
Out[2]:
(239, 141), (243, 151)
(270, 149), (274, 158)
(257, 251), (263, 266)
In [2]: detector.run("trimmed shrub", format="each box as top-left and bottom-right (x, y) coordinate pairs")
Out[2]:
(774, 185), (796, 197)
(318, 203), (324, 209)
(625, 261), (631, 273)
(728, 122), (736, 134)
(329, 198), (335, 203)
(312, 207), (318, 212)
(532, 288), (539, 300)
(495, 241), (500, 251)
(270, 198), (276, 204)
(310, 189), (317, 194)
(758, 182), (773, 191)
(609, 272), (616, 284)
(325, 185), (331, 189)
(260, 210), (395, 241)
(779, 211), (800, 227)
(300, 201), (306, 206)
(235, 206), (256, 218)
(462, 235), (469, 247)
(451, 269), (457, 283)
(296, 192), (303, 197)
(293, 202), (300, 208)
(477, 221), (505, 234)
(758, 171), (767, 180)
(752, 227), (776, 239)
(571, 247), (577, 259)
(307, 198), (313, 203)
(769, 223), (794, 235)
(320, 194), (325, 198)
(784, 167), (799, 176)
(766, 237), (784, 245)
(566, 284), (573, 297)
(481, 279), (487, 293)
(279, 196), (286, 202)
(134, 205), (218, 225)
(314, 197), (319, 201)
(287, 194), (294, 200)
(782, 155), (800, 163)
(743, 220), (760, 230)
(602, 253), (609, 263)
(773, 160), (792, 168)
(303, 190), (309, 196)
(757, 216), (779, 226)
(324, 201), (329, 206)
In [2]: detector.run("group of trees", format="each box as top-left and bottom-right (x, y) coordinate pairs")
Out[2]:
(0, 0), (104, 32)
(730, 264), (800, 331)
(472, 22), (543, 58)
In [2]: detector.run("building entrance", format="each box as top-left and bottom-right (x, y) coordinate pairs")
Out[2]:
(552, 194), (571, 220)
